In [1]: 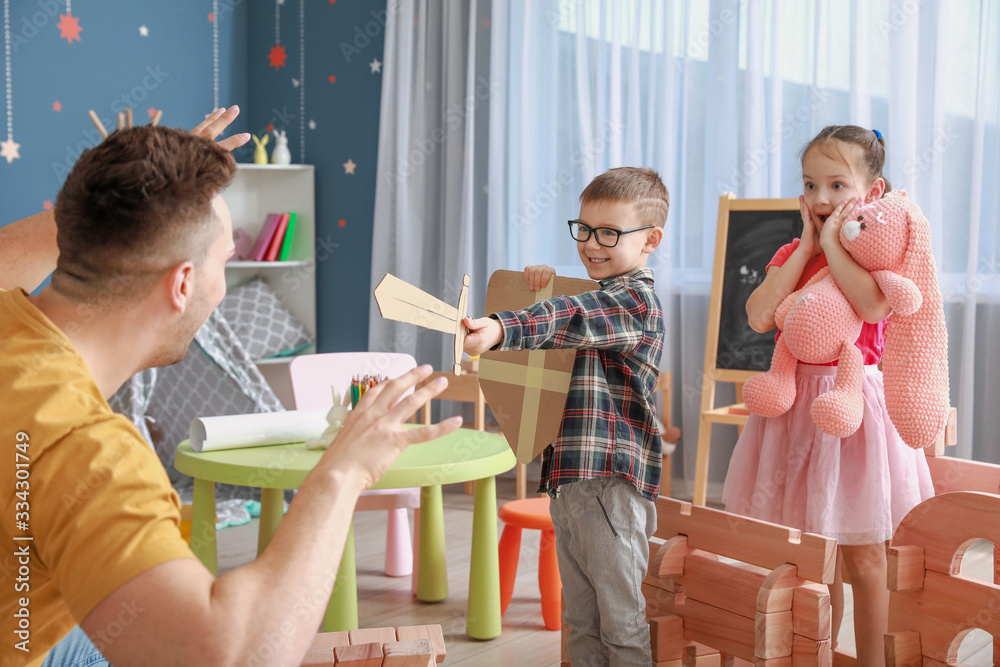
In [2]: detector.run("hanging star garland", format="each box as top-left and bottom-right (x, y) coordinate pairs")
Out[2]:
(2, 0), (19, 163)
(268, 44), (287, 69)
(268, 0), (286, 69)
(58, 1), (81, 43)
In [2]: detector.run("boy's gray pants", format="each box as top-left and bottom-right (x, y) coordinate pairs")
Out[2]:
(549, 475), (657, 667)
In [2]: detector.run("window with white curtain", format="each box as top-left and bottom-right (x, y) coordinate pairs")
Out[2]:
(484, 0), (999, 468)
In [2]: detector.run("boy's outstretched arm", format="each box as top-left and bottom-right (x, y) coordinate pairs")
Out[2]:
(463, 316), (502, 357)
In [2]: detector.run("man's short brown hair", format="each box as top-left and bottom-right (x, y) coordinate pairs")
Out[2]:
(53, 125), (236, 302)
(579, 167), (669, 228)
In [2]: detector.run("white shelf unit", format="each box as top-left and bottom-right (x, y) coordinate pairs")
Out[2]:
(223, 164), (316, 408)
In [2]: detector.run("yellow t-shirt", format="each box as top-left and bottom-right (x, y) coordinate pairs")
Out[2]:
(0, 288), (197, 667)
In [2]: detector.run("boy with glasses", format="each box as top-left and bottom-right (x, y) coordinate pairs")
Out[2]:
(464, 167), (668, 666)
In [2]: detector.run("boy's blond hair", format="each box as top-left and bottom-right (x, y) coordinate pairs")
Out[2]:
(580, 167), (670, 228)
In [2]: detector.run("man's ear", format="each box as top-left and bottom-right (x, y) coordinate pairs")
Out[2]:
(865, 177), (886, 203)
(164, 262), (195, 313)
(643, 226), (664, 253)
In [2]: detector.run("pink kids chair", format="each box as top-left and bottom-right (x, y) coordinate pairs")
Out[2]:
(289, 352), (421, 578)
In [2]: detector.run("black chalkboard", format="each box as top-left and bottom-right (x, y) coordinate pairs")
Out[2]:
(715, 207), (802, 373)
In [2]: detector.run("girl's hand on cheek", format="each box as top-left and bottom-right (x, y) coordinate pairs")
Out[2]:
(820, 197), (859, 253)
(798, 196), (820, 256)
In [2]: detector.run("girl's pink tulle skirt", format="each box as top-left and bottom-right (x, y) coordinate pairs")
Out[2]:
(722, 364), (935, 545)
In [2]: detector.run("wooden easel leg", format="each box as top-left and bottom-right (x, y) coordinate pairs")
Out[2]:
(516, 462), (527, 499)
(693, 417), (712, 506)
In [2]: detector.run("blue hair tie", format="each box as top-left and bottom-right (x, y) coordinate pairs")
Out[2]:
(872, 128), (882, 140)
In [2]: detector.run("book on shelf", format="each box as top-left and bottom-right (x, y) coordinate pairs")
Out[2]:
(278, 212), (297, 261)
(263, 213), (290, 261)
(248, 213), (281, 261)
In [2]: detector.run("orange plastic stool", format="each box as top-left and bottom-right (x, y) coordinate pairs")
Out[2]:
(497, 497), (561, 631)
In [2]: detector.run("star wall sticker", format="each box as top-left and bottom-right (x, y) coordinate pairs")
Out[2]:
(268, 44), (288, 69)
(308, 119), (316, 130)
(369, 58), (382, 74)
(292, 78), (300, 87)
(139, 25), (149, 37)
(43, 200), (53, 210)
(53, 101), (62, 112)
(147, 107), (158, 117)
(343, 159), (356, 174)
(1, 138), (21, 164)
(58, 13), (82, 43)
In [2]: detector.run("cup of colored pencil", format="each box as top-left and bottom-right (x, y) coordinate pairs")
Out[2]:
(350, 374), (387, 409)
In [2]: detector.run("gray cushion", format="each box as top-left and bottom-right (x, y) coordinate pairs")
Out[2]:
(217, 276), (313, 360)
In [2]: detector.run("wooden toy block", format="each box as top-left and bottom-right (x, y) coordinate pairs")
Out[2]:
(382, 639), (432, 667)
(753, 610), (793, 659)
(349, 627), (398, 646)
(654, 661), (684, 667)
(395, 625), (446, 663)
(311, 631), (351, 650)
(334, 641), (384, 666)
(885, 490), (1000, 666)
(655, 497), (837, 584)
(893, 492), (1000, 576)
(883, 631), (921, 666)
(650, 535), (696, 578)
(756, 564), (807, 614)
(886, 545), (925, 592)
(300, 648), (335, 667)
(888, 572), (1000, 662)
(790, 584), (831, 641)
(649, 615), (685, 661)
(791, 636), (832, 667)
(685, 646), (724, 666)
(646, 552), (777, 616)
(643, 584), (756, 662)
(925, 455), (1000, 495)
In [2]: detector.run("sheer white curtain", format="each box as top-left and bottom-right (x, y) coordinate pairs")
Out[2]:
(483, 0), (1000, 496)
(369, 0), (492, 372)
(373, 0), (1000, 493)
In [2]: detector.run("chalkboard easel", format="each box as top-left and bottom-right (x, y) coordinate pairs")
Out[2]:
(693, 194), (802, 506)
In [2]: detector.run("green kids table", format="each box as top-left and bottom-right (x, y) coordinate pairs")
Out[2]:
(174, 426), (516, 639)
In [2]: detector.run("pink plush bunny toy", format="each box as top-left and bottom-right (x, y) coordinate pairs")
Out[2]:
(742, 191), (950, 449)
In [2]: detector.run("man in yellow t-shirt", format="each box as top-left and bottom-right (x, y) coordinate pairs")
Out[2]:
(1, 120), (460, 667)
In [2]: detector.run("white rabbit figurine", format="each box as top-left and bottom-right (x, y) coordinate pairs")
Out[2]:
(270, 129), (291, 165)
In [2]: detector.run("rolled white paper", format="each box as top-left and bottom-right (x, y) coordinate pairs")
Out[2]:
(189, 409), (331, 452)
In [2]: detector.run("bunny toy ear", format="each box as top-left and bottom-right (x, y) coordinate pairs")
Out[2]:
(882, 196), (950, 449)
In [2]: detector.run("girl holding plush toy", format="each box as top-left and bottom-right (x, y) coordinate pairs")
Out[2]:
(723, 125), (942, 665)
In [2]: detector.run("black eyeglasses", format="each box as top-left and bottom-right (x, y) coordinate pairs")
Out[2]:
(567, 220), (655, 248)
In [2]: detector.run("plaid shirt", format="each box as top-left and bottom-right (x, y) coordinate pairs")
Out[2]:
(492, 267), (664, 501)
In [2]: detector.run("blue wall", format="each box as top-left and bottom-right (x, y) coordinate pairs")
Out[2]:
(0, 0), (386, 352)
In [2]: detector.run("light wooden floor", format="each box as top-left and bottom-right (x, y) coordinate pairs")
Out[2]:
(215, 471), (995, 665)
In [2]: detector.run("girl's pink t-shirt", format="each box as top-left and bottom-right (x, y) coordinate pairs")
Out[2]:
(768, 239), (887, 366)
